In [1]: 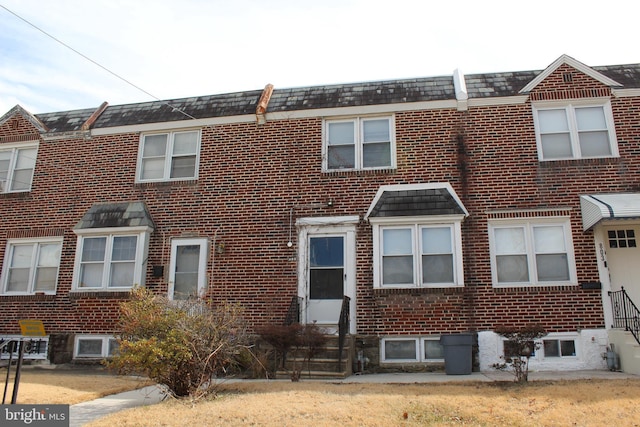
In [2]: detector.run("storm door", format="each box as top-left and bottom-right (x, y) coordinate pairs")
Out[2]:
(307, 235), (345, 325)
(168, 238), (208, 300)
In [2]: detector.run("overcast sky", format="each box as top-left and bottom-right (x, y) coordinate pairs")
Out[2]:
(0, 0), (638, 114)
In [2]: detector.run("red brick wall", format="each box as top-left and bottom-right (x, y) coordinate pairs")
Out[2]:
(0, 65), (638, 341)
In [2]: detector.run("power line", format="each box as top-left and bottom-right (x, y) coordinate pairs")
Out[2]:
(0, 4), (197, 120)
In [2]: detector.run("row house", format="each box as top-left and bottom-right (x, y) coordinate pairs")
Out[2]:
(1, 55), (639, 374)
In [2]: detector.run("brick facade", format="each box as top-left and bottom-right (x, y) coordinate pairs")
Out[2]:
(1, 56), (639, 368)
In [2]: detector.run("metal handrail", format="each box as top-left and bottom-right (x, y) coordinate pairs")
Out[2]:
(338, 295), (350, 371)
(609, 287), (640, 345)
(284, 295), (302, 326)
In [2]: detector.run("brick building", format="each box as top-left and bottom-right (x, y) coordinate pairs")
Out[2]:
(1, 55), (639, 373)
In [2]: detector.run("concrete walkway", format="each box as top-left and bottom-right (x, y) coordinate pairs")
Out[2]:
(69, 370), (639, 426)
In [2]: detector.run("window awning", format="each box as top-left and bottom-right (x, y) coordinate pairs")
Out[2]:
(74, 202), (155, 230)
(580, 194), (640, 231)
(365, 183), (468, 220)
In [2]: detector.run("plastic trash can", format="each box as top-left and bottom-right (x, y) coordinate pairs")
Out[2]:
(440, 333), (473, 375)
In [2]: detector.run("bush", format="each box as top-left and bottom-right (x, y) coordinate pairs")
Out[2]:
(105, 288), (250, 398)
(493, 324), (547, 382)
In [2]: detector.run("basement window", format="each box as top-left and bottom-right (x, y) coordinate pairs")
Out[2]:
(75, 335), (119, 358)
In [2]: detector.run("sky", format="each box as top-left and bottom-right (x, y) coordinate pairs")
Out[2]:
(0, 0), (638, 114)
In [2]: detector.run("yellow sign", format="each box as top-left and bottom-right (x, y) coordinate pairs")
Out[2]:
(19, 319), (46, 337)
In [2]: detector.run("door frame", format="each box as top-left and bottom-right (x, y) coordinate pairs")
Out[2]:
(591, 221), (640, 329)
(168, 237), (209, 300)
(297, 216), (358, 333)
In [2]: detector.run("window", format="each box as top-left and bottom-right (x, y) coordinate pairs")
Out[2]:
(1, 238), (62, 294)
(543, 339), (576, 357)
(489, 218), (576, 287)
(137, 130), (200, 181)
(608, 229), (636, 248)
(533, 101), (618, 161)
(324, 116), (394, 171)
(1, 337), (49, 360)
(374, 222), (463, 288)
(75, 335), (119, 358)
(0, 143), (38, 193)
(382, 338), (418, 362)
(381, 337), (444, 363)
(73, 229), (150, 290)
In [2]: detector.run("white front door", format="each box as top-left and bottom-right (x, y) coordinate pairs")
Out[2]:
(307, 235), (345, 325)
(168, 238), (208, 300)
(298, 220), (356, 332)
(605, 226), (640, 305)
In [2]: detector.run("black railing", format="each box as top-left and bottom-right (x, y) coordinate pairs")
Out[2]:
(609, 287), (640, 345)
(338, 295), (350, 371)
(285, 296), (302, 326)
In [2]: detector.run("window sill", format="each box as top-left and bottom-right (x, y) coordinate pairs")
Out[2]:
(374, 286), (464, 296)
(492, 283), (579, 292)
(135, 179), (198, 188)
(539, 157), (620, 167)
(0, 293), (56, 300)
(69, 290), (132, 299)
(323, 168), (396, 176)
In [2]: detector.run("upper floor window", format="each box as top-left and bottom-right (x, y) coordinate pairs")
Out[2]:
(137, 130), (200, 182)
(72, 229), (150, 290)
(373, 221), (464, 288)
(323, 116), (395, 171)
(1, 238), (62, 295)
(488, 218), (576, 287)
(0, 143), (38, 193)
(533, 101), (618, 161)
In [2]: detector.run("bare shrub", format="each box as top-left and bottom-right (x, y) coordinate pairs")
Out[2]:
(105, 288), (250, 399)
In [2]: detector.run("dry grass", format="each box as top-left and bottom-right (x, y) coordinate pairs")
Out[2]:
(88, 379), (640, 427)
(1, 368), (151, 405)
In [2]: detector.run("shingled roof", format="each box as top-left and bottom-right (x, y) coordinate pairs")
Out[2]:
(32, 62), (640, 133)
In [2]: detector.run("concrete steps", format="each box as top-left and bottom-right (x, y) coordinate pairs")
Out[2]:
(608, 329), (640, 375)
(276, 335), (354, 380)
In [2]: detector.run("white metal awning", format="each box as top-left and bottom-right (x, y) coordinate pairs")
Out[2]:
(580, 194), (640, 231)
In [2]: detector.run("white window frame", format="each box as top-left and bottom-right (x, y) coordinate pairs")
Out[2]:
(74, 335), (119, 358)
(168, 237), (209, 300)
(488, 217), (577, 288)
(72, 226), (151, 291)
(381, 336), (445, 363)
(0, 142), (38, 193)
(371, 216), (464, 289)
(500, 332), (579, 361)
(541, 332), (579, 359)
(1, 237), (63, 295)
(136, 129), (201, 182)
(322, 116), (396, 171)
(532, 99), (618, 161)
(381, 337), (419, 362)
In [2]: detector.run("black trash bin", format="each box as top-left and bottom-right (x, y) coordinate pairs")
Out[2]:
(440, 333), (473, 375)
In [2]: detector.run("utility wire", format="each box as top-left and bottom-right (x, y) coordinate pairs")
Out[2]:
(0, 4), (197, 120)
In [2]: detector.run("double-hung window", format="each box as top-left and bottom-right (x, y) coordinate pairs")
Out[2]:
(533, 101), (618, 160)
(373, 221), (463, 288)
(0, 143), (38, 193)
(324, 116), (395, 171)
(137, 130), (200, 182)
(489, 218), (576, 287)
(1, 238), (62, 294)
(73, 229), (150, 290)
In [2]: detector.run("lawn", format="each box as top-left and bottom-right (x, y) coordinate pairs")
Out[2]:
(6, 369), (640, 426)
(87, 379), (640, 426)
(1, 367), (151, 405)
